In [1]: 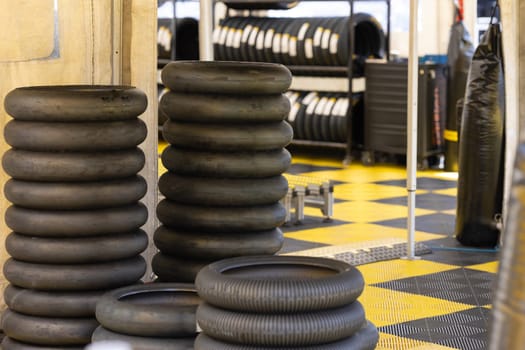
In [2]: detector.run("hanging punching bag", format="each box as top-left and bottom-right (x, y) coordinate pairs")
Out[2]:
(455, 14), (505, 247)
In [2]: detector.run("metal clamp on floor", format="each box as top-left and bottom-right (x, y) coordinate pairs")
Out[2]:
(282, 174), (334, 224)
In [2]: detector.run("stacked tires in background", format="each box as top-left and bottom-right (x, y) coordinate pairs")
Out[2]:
(92, 283), (199, 349)
(155, 61), (293, 282)
(194, 256), (379, 349)
(1, 86), (149, 349)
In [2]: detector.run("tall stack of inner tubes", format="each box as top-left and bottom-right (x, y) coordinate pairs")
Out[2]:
(194, 256), (379, 349)
(285, 90), (364, 146)
(1, 86), (149, 349)
(156, 61), (293, 283)
(213, 14), (385, 71)
(92, 283), (200, 349)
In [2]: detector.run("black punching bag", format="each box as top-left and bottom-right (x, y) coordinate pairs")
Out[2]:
(455, 20), (505, 247)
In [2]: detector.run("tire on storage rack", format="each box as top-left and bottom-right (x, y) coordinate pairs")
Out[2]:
(4, 256), (146, 291)
(160, 92), (290, 123)
(4, 285), (104, 318)
(157, 200), (286, 232)
(2, 148), (145, 182)
(158, 173), (288, 206)
(95, 283), (199, 338)
(2, 310), (98, 346)
(5, 204), (148, 237)
(152, 253), (208, 283)
(4, 85), (147, 122)
(162, 120), (293, 151)
(6, 230), (148, 264)
(1, 337), (85, 350)
(195, 255), (364, 313)
(161, 61), (292, 94)
(194, 321), (379, 350)
(154, 226), (284, 259)
(4, 176), (147, 210)
(161, 147), (291, 178)
(196, 301), (366, 347)
(91, 327), (196, 350)
(223, 1), (298, 10)
(175, 17), (200, 60)
(4, 120), (147, 152)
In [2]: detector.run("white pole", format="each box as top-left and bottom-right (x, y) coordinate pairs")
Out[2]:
(405, 0), (419, 260)
(199, 0), (215, 61)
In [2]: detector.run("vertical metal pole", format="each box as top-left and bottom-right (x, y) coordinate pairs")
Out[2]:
(344, 0), (355, 165)
(112, 0), (123, 84)
(199, 0), (214, 60)
(405, 0), (419, 260)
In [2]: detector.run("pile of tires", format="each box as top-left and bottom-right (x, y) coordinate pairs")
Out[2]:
(194, 256), (379, 349)
(156, 61), (293, 282)
(285, 90), (364, 145)
(213, 15), (385, 69)
(1, 85), (149, 349)
(92, 283), (199, 350)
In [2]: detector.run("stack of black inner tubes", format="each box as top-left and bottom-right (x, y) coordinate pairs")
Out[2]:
(1, 85), (149, 349)
(213, 14), (385, 72)
(155, 61), (293, 283)
(285, 90), (364, 146)
(194, 256), (380, 349)
(92, 283), (199, 349)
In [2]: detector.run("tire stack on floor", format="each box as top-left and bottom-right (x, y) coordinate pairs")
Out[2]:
(92, 283), (199, 350)
(194, 256), (380, 349)
(155, 61), (293, 282)
(1, 85), (149, 349)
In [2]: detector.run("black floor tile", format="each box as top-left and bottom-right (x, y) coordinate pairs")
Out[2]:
(374, 177), (457, 190)
(374, 193), (457, 211)
(279, 237), (328, 254)
(287, 163), (342, 174)
(280, 216), (351, 233)
(372, 213), (456, 235)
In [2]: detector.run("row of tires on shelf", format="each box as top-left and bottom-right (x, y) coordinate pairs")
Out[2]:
(214, 15), (385, 67)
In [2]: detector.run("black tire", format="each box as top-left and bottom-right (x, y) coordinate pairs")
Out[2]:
(4, 119), (147, 152)
(4, 85), (147, 122)
(223, 1), (298, 10)
(152, 253), (209, 283)
(162, 120), (293, 152)
(1, 337), (85, 350)
(6, 230), (148, 264)
(161, 61), (291, 94)
(194, 321), (379, 350)
(195, 255), (364, 313)
(161, 147), (291, 178)
(154, 226), (284, 259)
(158, 173), (288, 206)
(91, 327), (195, 350)
(95, 283), (199, 337)
(4, 176), (147, 210)
(4, 285), (104, 318)
(2, 310), (98, 346)
(157, 200), (286, 233)
(160, 92), (290, 124)
(4, 256), (146, 291)
(5, 203), (148, 237)
(196, 301), (365, 347)
(2, 148), (145, 182)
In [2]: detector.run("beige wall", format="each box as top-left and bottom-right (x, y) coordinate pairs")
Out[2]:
(0, 0), (158, 311)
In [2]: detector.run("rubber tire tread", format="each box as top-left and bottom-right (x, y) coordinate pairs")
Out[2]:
(161, 147), (291, 178)
(2, 148), (145, 182)
(162, 120), (293, 151)
(4, 85), (147, 122)
(160, 92), (290, 123)
(196, 301), (366, 346)
(195, 255), (364, 313)
(6, 230), (148, 264)
(157, 200), (286, 233)
(4, 256), (146, 291)
(4, 285), (104, 318)
(4, 176), (147, 210)
(91, 326), (195, 350)
(4, 119), (147, 151)
(158, 173), (288, 206)
(154, 226), (283, 259)
(2, 310), (98, 346)
(1, 337), (85, 350)
(161, 61), (291, 94)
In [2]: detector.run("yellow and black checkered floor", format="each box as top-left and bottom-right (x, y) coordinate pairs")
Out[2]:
(280, 150), (498, 350)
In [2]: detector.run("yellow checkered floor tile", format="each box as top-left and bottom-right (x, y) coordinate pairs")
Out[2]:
(280, 150), (499, 350)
